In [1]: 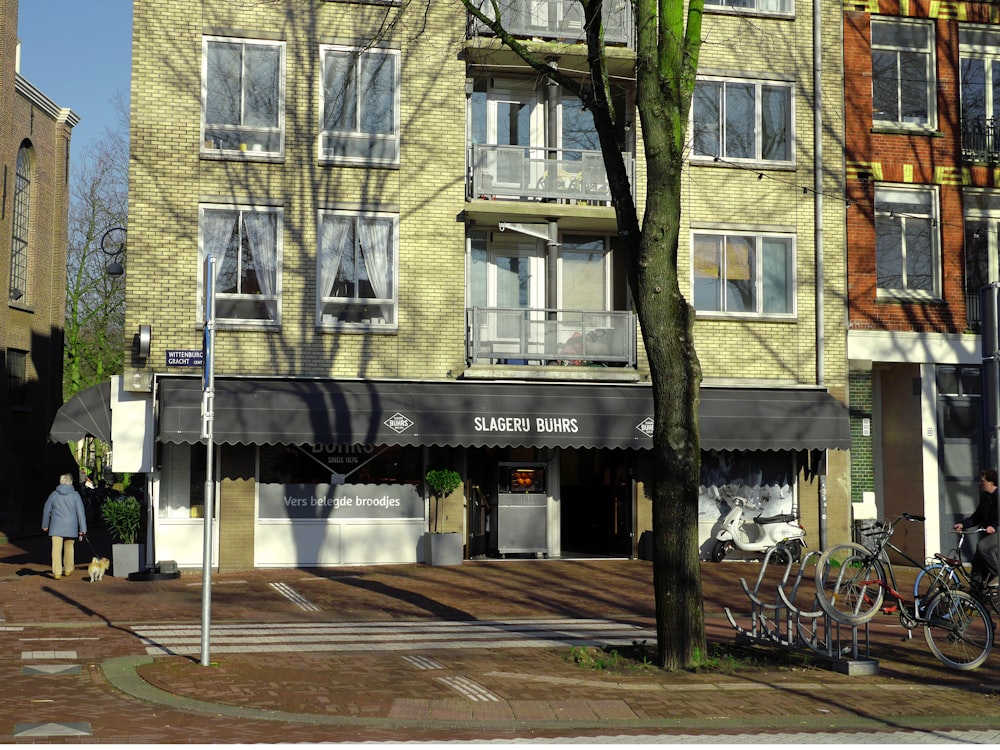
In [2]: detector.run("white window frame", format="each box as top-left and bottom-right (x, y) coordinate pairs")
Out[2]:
(316, 209), (399, 330)
(871, 17), (937, 130)
(319, 45), (401, 166)
(690, 77), (795, 166)
(691, 230), (797, 318)
(201, 36), (286, 158)
(198, 204), (283, 327)
(704, 0), (793, 16)
(874, 183), (941, 301)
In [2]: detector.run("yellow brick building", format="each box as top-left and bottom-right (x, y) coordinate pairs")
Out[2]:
(110, 0), (850, 570)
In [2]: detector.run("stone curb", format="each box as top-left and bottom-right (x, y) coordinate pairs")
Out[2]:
(98, 655), (1000, 735)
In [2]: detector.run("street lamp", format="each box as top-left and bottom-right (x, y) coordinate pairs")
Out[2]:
(101, 226), (127, 276)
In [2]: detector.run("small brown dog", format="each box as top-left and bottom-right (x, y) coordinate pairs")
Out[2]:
(88, 556), (110, 582)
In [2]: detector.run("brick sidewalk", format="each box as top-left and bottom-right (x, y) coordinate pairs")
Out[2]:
(4, 531), (1000, 742)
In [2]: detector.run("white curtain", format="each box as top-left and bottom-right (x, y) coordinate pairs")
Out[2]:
(319, 216), (352, 300)
(242, 211), (277, 301)
(358, 218), (392, 323)
(202, 210), (238, 299)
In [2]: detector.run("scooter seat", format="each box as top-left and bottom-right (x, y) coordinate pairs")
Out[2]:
(755, 513), (797, 525)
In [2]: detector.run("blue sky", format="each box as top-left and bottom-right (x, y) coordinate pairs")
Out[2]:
(16, 1), (132, 162)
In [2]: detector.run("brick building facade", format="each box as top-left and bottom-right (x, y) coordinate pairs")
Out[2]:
(0, 0), (77, 535)
(107, 0), (851, 571)
(845, 0), (1000, 560)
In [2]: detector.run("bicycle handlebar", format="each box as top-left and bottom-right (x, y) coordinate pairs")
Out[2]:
(901, 512), (925, 522)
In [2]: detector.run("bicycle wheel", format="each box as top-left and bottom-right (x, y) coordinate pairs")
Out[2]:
(814, 543), (885, 625)
(923, 589), (993, 671)
(913, 562), (960, 619)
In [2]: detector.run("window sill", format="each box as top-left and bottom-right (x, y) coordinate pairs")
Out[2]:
(317, 324), (398, 333)
(875, 289), (944, 304)
(695, 311), (797, 321)
(704, 6), (794, 19)
(689, 157), (796, 171)
(318, 156), (400, 170)
(201, 149), (284, 163)
(870, 124), (942, 137)
(7, 300), (32, 312)
(210, 321), (282, 332)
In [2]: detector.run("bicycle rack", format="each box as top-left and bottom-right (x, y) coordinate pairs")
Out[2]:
(723, 546), (879, 676)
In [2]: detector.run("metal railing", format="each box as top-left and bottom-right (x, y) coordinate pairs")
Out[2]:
(466, 306), (637, 367)
(469, 144), (631, 203)
(967, 290), (982, 333)
(962, 117), (1000, 162)
(467, 0), (633, 46)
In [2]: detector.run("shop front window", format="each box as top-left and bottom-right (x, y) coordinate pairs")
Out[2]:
(158, 443), (207, 519)
(257, 444), (424, 522)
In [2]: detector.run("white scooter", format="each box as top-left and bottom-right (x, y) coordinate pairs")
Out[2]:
(709, 496), (807, 563)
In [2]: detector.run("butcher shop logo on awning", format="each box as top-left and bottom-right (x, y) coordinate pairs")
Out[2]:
(385, 412), (414, 433)
(636, 417), (654, 438)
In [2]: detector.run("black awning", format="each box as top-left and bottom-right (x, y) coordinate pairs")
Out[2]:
(157, 378), (850, 452)
(49, 381), (113, 444)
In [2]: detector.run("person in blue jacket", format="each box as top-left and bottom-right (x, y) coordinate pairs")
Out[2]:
(41, 473), (88, 579)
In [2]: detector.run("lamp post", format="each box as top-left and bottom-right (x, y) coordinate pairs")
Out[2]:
(101, 226), (127, 276)
(200, 254), (217, 666)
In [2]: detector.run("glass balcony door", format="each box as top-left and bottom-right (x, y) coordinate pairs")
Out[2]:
(489, 241), (545, 349)
(486, 84), (543, 189)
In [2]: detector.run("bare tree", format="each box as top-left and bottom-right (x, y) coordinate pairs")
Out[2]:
(65, 93), (129, 400)
(460, 0), (705, 669)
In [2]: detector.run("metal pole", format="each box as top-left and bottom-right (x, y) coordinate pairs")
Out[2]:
(979, 284), (1000, 544)
(200, 255), (217, 666)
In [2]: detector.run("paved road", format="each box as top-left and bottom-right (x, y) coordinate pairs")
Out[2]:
(6, 533), (1000, 743)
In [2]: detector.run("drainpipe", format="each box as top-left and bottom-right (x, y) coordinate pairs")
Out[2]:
(814, 0), (828, 550)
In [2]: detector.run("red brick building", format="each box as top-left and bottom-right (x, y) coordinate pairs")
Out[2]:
(845, 0), (997, 560)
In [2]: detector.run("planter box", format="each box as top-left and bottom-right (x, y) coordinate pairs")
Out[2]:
(423, 532), (463, 567)
(111, 543), (145, 578)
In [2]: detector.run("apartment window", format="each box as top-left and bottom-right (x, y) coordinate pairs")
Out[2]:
(200, 206), (281, 324)
(6, 349), (27, 408)
(875, 185), (939, 297)
(202, 37), (284, 155)
(9, 146), (30, 303)
(704, 0), (792, 13)
(692, 232), (795, 315)
(320, 46), (400, 165)
(960, 29), (1000, 160)
(317, 210), (398, 328)
(963, 190), (1000, 331)
(692, 78), (792, 164)
(871, 18), (935, 128)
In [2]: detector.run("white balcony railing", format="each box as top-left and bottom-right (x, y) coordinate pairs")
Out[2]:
(468, 0), (634, 46)
(467, 307), (637, 367)
(469, 144), (631, 203)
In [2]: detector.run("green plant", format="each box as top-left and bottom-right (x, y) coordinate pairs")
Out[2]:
(426, 469), (462, 533)
(102, 495), (141, 544)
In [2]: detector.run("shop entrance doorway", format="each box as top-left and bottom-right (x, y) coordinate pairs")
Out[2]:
(560, 448), (632, 557)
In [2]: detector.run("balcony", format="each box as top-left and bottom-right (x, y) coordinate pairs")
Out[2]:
(467, 307), (637, 367)
(467, 0), (633, 46)
(962, 117), (1000, 163)
(469, 145), (631, 204)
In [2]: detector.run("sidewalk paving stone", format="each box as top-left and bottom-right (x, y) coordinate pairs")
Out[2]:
(4, 530), (1000, 743)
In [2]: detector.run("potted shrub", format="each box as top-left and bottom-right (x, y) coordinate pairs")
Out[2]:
(424, 469), (463, 566)
(102, 495), (144, 577)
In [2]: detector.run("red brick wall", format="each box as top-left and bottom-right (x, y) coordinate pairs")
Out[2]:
(845, 6), (972, 334)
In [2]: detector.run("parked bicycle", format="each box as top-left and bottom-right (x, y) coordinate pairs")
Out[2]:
(814, 513), (993, 670)
(913, 526), (1000, 618)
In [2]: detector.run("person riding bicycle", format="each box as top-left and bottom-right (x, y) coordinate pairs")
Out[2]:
(953, 468), (1000, 598)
